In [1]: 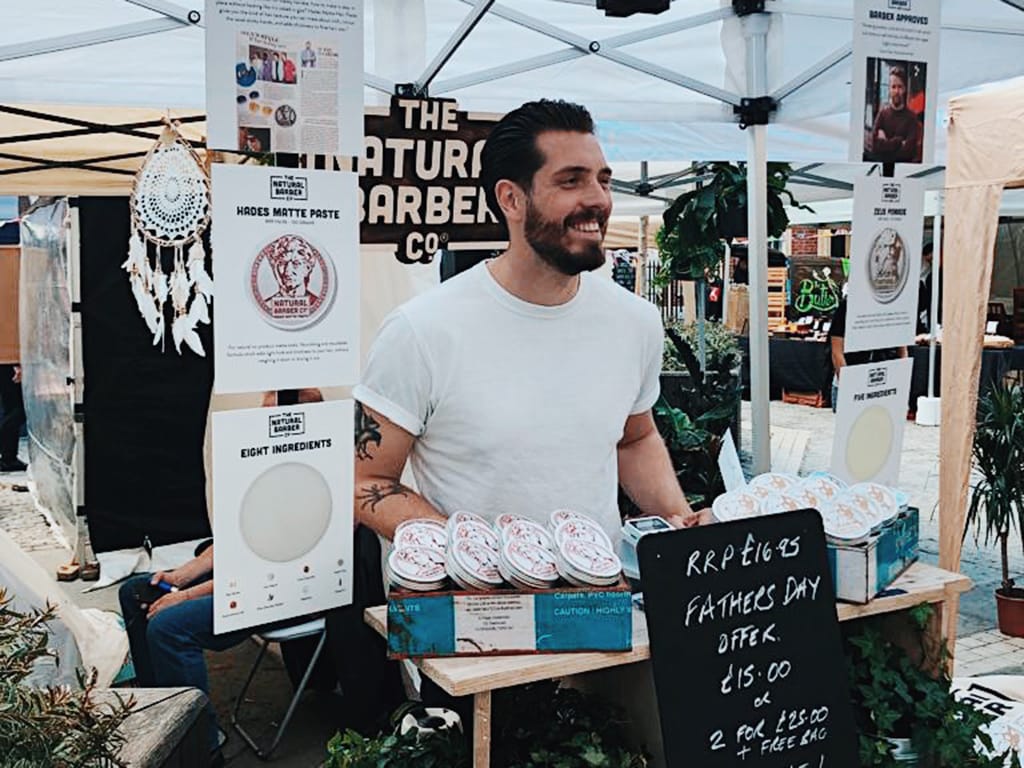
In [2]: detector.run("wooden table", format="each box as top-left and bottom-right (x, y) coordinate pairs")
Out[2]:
(366, 561), (971, 768)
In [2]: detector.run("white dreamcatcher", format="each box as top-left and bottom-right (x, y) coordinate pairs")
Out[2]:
(123, 120), (213, 356)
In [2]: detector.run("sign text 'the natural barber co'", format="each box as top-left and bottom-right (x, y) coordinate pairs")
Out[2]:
(359, 97), (506, 264)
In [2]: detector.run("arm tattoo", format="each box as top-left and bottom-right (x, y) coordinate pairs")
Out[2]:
(356, 481), (409, 513)
(354, 402), (382, 460)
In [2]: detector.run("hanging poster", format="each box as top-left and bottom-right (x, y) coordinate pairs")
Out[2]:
(205, 0), (363, 156)
(830, 357), (912, 486)
(843, 176), (924, 353)
(213, 400), (353, 634)
(212, 164), (359, 393)
(849, 0), (941, 165)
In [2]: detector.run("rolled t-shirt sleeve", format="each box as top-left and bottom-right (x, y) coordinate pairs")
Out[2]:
(631, 305), (665, 414)
(353, 310), (432, 436)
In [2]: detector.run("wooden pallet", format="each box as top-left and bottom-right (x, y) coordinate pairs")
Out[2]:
(769, 426), (810, 473)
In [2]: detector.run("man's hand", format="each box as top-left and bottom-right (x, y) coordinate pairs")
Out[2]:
(11, 365), (20, 384)
(666, 508), (713, 528)
(146, 589), (190, 619)
(150, 570), (185, 589)
(876, 129), (888, 141)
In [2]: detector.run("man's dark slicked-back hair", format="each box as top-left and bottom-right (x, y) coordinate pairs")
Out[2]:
(480, 99), (595, 229)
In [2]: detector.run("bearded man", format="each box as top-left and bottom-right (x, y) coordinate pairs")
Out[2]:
(869, 65), (922, 163)
(340, 97), (704, 732)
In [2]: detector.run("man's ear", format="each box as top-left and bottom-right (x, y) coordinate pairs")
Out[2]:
(495, 180), (526, 225)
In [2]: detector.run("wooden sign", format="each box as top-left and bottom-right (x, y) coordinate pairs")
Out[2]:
(638, 510), (857, 768)
(360, 97), (506, 264)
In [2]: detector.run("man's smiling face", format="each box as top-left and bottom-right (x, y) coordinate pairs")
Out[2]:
(520, 130), (613, 276)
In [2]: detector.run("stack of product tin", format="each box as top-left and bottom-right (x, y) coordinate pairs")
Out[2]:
(549, 510), (622, 587)
(387, 509), (624, 592)
(387, 518), (449, 592)
(446, 511), (504, 590)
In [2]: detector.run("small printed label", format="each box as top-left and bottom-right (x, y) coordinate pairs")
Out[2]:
(453, 594), (536, 652)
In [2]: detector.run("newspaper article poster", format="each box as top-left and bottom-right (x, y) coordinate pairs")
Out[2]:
(843, 175), (924, 354)
(205, 0), (363, 156)
(849, 0), (941, 165)
(213, 400), (353, 634)
(212, 163), (359, 393)
(831, 357), (912, 486)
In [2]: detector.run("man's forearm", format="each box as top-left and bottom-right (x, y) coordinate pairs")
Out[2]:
(354, 477), (447, 540)
(618, 429), (693, 521)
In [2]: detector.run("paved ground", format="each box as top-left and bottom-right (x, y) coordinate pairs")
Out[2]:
(3, 404), (1024, 766)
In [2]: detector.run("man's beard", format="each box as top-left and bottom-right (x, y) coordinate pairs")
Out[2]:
(524, 198), (606, 277)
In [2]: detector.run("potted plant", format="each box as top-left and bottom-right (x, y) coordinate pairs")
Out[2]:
(656, 161), (811, 284)
(651, 320), (742, 510)
(845, 603), (1018, 767)
(964, 380), (1024, 637)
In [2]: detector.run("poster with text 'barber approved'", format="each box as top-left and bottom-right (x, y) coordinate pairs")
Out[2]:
(830, 357), (912, 487)
(849, 0), (941, 165)
(212, 163), (359, 393)
(843, 176), (924, 354)
(213, 400), (353, 634)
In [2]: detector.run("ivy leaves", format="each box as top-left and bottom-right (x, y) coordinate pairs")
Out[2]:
(845, 607), (1020, 768)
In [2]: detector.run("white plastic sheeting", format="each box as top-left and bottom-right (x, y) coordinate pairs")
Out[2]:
(19, 199), (76, 547)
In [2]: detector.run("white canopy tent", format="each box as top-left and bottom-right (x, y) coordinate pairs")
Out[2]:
(4, 0), (1024, 472)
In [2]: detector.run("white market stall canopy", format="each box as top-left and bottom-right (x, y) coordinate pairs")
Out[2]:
(2, 0), (1024, 193)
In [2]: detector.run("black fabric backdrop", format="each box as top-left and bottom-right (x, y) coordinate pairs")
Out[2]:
(78, 198), (213, 552)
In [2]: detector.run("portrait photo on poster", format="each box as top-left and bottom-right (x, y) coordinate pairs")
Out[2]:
(861, 58), (926, 164)
(249, 233), (337, 331)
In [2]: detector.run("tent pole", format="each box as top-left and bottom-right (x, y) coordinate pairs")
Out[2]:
(637, 214), (649, 298)
(744, 12), (772, 474)
(722, 241), (731, 326)
(928, 193), (944, 398)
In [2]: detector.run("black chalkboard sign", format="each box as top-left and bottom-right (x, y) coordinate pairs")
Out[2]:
(638, 509), (857, 768)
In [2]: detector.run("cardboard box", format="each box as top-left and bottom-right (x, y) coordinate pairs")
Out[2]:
(827, 507), (919, 604)
(386, 581), (633, 659)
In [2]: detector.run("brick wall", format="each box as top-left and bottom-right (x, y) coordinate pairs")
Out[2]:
(790, 225), (818, 256)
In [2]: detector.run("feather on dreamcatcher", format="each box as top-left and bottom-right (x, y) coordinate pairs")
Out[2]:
(124, 120), (212, 356)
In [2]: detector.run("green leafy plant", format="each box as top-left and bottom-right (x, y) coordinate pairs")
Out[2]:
(964, 380), (1024, 594)
(654, 320), (742, 509)
(0, 589), (135, 767)
(845, 604), (1019, 768)
(492, 681), (648, 768)
(325, 724), (469, 768)
(657, 161), (811, 284)
(326, 683), (648, 768)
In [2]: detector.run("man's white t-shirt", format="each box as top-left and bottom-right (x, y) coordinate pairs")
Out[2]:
(353, 261), (664, 543)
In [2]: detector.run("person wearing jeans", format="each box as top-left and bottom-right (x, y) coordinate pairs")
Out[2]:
(118, 544), (246, 762)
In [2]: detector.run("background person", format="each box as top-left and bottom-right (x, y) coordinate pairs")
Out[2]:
(828, 296), (907, 412)
(0, 243), (25, 473)
(917, 241), (942, 334)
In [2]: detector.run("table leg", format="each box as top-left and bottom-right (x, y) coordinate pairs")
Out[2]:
(473, 690), (491, 768)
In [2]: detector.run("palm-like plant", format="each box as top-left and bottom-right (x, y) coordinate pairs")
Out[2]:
(964, 381), (1024, 593)
(656, 161), (811, 284)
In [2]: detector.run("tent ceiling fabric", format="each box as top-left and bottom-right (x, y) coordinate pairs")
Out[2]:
(1, 0), (1023, 187)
